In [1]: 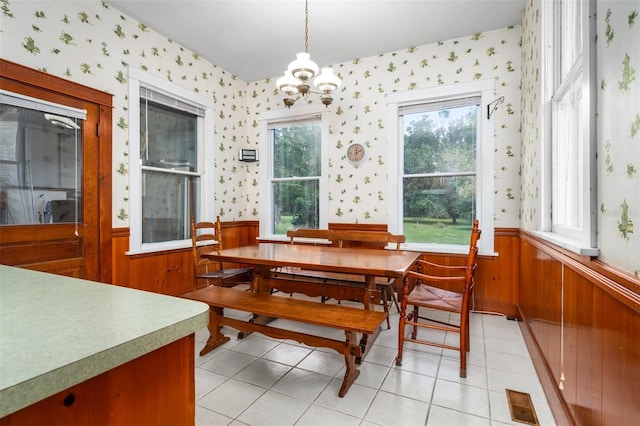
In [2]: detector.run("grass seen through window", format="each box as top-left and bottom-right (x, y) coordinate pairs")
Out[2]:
(275, 216), (472, 245)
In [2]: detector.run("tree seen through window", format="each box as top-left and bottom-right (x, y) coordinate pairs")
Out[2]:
(402, 104), (477, 244)
(271, 120), (321, 233)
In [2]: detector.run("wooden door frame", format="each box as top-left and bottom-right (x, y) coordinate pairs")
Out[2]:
(0, 59), (112, 283)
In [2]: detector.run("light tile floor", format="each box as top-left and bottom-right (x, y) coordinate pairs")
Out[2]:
(194, 291), (556, 426)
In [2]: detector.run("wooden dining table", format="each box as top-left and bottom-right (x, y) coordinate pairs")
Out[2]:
(202, 242), (420, 359)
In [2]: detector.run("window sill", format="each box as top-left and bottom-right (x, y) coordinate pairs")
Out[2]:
(257, 235), (333, 245)
(531, 231), (600, 257)
(257, 235), (289, 243)
(126, 240), (191, 256)
(256, 237), (496, 257)
(402, 243), (498, 257)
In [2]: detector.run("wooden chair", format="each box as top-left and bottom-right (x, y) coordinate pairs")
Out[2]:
(191, 216), (253, 289)
(336, 230), (406, 314)
(396, 219), (481, 378)
(279, 229), (339, 296)
(286, 228), (338, 245)
(336, 230), (405, 251)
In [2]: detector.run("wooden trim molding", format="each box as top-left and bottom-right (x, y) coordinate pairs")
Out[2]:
(517, 305), (574, 426)
(219, 219), (259, 230)
(521, 230), (640, 313)
(329, 223), (388, 232)
(0, 59), (112, 107)
(0, 59), (113, 283)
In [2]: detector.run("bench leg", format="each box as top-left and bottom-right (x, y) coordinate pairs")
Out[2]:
(338, 331), (361, 397)
(200, 306), (230, 356)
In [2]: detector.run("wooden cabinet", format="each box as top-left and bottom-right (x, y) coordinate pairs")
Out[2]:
(0, 266), (208, 425)
(1, 337), (196, 426)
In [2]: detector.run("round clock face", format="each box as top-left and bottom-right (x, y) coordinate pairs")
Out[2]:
(347, 143), (366, 164)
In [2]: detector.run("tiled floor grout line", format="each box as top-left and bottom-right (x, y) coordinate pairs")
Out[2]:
(195, 306), (556, 426)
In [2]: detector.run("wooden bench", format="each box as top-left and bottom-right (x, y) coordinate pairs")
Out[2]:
(181, 286), (387, 397)
(279, 229), (406, 328)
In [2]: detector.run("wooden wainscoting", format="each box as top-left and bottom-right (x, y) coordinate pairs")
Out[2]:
(112, 220), (259, 295)
(113, 222), (520, 316)
(518, 231), (640, 426)
(414, 227), (520, 317)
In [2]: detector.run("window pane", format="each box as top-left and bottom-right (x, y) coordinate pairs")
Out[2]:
(552, 80), (583, 229)
(0, 104), (82, 225)
(403, 105), (477, 175)
(273, 123), (321, 178)
(560, 0), (582, 79)
(140, 100), (197, 171)
(272, 179), (319, 234)
(142, 170), (199, 243)
(403, 175), (476, 244)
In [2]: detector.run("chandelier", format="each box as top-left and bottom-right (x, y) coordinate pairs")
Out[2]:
(275, 0), (341, 107)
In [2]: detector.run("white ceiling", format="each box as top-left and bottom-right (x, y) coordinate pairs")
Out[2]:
(106, 0), (525, 82)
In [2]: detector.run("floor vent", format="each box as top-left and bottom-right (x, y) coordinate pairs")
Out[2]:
(506, 389), (540, 425)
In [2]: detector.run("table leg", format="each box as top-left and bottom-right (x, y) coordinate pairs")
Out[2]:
(357, 275), (383, 363)
(200, 306), (230, 356)
(238, 265), (275, 339)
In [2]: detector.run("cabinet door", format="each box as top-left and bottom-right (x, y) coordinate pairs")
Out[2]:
(0, 336), (196, 425)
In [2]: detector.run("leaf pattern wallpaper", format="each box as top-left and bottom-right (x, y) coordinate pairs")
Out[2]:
(246, 27), (522, 227)
(1, 0), (638, 275)
(1, 0), (249, 224)
(520, 0), (640, 276)
(595, 0), (639, 275)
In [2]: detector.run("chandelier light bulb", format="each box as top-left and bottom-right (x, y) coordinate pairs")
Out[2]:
(288, 52), (319, 81)
(276, 70), (299, 96)
(314, 67), (341, 93)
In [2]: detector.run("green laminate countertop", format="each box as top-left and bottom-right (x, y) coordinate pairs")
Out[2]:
(0, 265), (209, 418)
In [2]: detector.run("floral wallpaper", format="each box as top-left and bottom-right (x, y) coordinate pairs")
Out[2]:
(0, 0), (249, 224)
(596, 0), (639, 275)
(2, 0), (637, 275)
(519, 0), (542, 230)
(246, 27), (522, 226)
(0, 0), (522, 229)
(520, 0), (640, 276)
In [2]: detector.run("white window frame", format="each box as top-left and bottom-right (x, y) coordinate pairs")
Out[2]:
(127, 67), (215, 254)
(538, 0), (598, 256)
(258, 105), (329, 240)
(387, 79), (495, 255)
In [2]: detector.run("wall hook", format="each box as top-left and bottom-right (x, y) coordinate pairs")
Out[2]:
(487, 96), (504, 119)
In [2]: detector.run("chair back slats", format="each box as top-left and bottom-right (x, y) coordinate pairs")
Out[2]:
(191, 217), (220, 258)
(463, 221), (481, 292)
(286, 229), (337, 245)
(286, 228), (405, 250)
(191, 218), (216, 271)
(336, 231), (405, 250)
(397, 219), (481, 378)
(190, 215), (253, 289)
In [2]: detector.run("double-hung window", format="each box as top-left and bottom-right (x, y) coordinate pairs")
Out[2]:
(128, 67), (214, 254)
(387, 80), (495, 254)
(541, 0), (597, 255)
(259, 106), (328, 237)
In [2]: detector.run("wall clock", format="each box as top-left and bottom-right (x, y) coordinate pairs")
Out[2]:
(346, 143), (366, 165)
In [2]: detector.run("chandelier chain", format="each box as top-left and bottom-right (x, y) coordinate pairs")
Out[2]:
(304, 0), (309, 53)
(276, 0), (341, 107)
